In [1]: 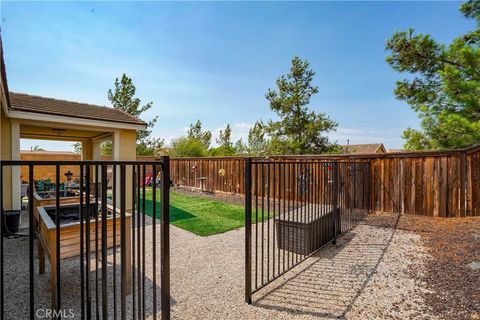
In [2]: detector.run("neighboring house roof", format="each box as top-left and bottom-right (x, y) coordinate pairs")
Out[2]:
(9, 92), (146, 126)
(387, 149), (406, 153)
(341, 143), (386, 154)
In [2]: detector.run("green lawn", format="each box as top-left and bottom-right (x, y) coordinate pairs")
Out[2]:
(141, 188), (248, 236)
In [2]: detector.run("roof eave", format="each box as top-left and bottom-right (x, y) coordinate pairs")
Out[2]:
(8, 109), (147, 131)
(0, 34), (11, 116)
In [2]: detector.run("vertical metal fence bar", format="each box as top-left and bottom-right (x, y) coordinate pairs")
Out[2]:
(332, 162), (338, 245)
(55, 165), (61, 316)
(347, 163), (350, 231)
(340, 163), (344, 231)
(244, 158), (252, 304)
(85, 165), (92, 319)
(94, 165), (100, 319)
(295, 162), (299, 264)
(261, 163), (265, 285)
(349, 163), (353, 230)
(142, 164), (146, 320)
(288, 162), (292, 268)
(266, 163), (270, 283)
(113, 165), (118, 320)
(282, 162), (286, 274)
(272, 163), (276, 280)
(367, 162), (374, 213)
(130, 165), (136, 320)
(101, 165), (108, 320)
(136, 165), (141, 320)
(276, 163), (280, 277)
(120, 165), (127, 320)
(254, 163), (258, 290)
(301, 162), (306, 259)
(160, 156), (171, 320)
(310, 162), (314, 254)
(311, 162), (316, 256)
(322, 163), (326, 246)
(28, 165), (34, 319)
(152, 164), (157, 319)
(0, 164), (3, 320)
(79, 165), (85, 320)
(317, 162), (321, 249)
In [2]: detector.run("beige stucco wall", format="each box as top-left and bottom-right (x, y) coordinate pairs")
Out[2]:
(113, 129), (137, 210)
(113, 129), (137, 161)
(1, 104), (13, 209)
(81, 139), (93, 161)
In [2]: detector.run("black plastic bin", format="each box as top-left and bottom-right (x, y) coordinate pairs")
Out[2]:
(1, 210), (21, 235)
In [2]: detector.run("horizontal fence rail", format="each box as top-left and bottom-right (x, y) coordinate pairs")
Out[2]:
(0, 158), (170, 320)
(245, 159), (370, 301)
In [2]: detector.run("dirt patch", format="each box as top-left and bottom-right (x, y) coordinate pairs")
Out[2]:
(396, 215), (480, 320)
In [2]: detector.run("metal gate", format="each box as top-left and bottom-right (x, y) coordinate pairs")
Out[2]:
(244, 159), (371, 302)
(0, 158), (170, 319)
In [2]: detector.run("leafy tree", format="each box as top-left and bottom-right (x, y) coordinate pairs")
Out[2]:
(247, 121), (268, 155)
(187, 120), (212, 149)
(386, 0), (480, 150)
(216, 124), (232, 148)
(105, 73), (164, 155)
(234, 138), (248, 155)
(210, 124), (236, 156)
(73, 143), (82, 154)
(169, 137), (208, 157)
(264, 56), (338, 155)
(135, 139), (165, 156)
(401, 128), (432, 151)
(32, 145), (45, 151)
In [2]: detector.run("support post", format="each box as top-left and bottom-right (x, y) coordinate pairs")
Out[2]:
(11, 121), (20, 210)
(244, 158), (252, 304)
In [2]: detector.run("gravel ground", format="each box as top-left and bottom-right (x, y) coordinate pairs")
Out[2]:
(168, 214), (432, 320)
(5, 212), (477, 319)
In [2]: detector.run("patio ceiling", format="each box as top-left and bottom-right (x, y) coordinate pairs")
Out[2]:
(20, 123), (112, 142)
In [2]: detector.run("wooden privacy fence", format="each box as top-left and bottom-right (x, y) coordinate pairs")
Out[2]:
(170, 143), (480, 218)
(20, 152), (157, 182)
(21, 144), (480, 218)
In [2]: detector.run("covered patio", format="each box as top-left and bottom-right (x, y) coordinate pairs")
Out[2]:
(1, 92), (146, 210)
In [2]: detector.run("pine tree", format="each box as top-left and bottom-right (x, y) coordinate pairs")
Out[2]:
(386, 0), (480, 149)
(264, 57), (338, 155)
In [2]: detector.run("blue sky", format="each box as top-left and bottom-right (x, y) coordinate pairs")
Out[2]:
(1, 1), (474, 151)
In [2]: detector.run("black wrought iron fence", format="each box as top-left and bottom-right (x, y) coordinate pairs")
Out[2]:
(0, 158), (170, 320)
(244, 159), (371, 302)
